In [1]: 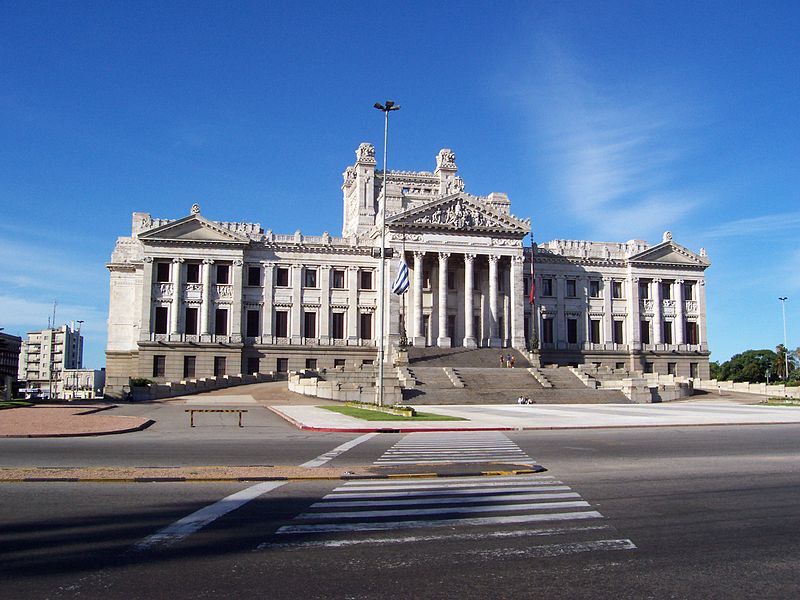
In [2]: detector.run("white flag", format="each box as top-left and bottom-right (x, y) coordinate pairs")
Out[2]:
(391, 260), (409, 295)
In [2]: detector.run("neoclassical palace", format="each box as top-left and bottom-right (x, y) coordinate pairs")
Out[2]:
(105, 144), (711, 398)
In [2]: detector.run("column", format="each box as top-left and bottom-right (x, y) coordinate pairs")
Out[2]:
(261, 261), (274, 342)
(555, 275), (566, 347)
(200, 259), (214, 337)
(170, 258), (183, 337)
(347, 265), (359, 343)
(602, 277), (613, 347)
(140, 257), (154, 341)
(291, 264), (302, 344)
(230, 259), (244, 342)
(463, 253), (477, 348)
(488, 254), (500, 347)
(510, 254), (525, 350)
(652, 278), (663, 345)
(412, 251), (425, 347)
(319, 265), (331, 343)
(674, 279), (685, 346)
(697, 279), (708, 351)
(628, 275), (641, 351)
(437, 252), (450, 347)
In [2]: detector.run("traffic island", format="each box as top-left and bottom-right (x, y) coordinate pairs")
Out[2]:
(0, 405), (153, 438)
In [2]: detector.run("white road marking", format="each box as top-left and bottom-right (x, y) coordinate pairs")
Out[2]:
(311, 491), (580, 509)
(339, 479), (553, 492)
(341, 475), (555, 486)
(300, 433), (379, 467)
(276, 510), (604, 534)
(461, 538), (638, 560)
(322, 485), (571, 501)
(298, 500), (590, 520)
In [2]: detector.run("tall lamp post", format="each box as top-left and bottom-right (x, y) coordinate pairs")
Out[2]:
(374, 100), (400, 407)
(779, 297), (789, 381)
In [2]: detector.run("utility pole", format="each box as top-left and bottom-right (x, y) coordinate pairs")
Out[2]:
(779, 297), (789, 381)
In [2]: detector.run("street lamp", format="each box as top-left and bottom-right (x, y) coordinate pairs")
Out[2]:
(779, 297), (789, 381)
(374, 100), (400, 407)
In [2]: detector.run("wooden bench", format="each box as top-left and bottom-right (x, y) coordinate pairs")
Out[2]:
(185, 409), (248, 427)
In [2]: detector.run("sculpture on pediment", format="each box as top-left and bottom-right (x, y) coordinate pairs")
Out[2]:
(663, 230), (673, 242)
(415, 199), (492, 229)
(356, 143), (376, 164)
(191, 203), (200, 215)
(436, 148), (457, 170)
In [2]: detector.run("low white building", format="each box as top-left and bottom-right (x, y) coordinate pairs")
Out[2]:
(104, 145), (710, 399)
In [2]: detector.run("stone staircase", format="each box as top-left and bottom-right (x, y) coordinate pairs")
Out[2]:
(408, 347), (531, 368)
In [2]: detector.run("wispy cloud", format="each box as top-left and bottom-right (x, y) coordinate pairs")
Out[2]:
(704, 212), (800, 239)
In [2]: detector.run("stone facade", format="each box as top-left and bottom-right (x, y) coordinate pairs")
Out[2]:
(105, 145), (710, 398)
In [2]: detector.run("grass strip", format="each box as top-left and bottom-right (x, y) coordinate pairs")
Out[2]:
(765, 398), (800, 407)
(0, 401), (32, 410)
(319, 405), (467, 421)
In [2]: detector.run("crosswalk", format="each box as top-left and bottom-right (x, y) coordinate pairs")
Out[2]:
(374, 431), (535, 465)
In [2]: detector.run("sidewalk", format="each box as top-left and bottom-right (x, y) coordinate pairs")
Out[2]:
(0, 405), (153, 438)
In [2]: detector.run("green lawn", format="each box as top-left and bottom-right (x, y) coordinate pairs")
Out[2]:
(319, 405), (467, 421)
(765, 398), (800, 407)
(0, 401), (32, 410)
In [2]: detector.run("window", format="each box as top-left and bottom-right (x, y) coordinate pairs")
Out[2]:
(360, 313), (372, 340)
(246, 357), (260, 375)
(331, 312), (345, 340)
(541, 278), (553, 297)
(690, 362), (698, 378)
(615, 362), (625, 370)
(154, 306), (169, 334)
(613, 319), (624, 344)
(542, 318), (554, 344)
(185, 307), (198, 335)
(589, 280), (601, 298)
(590, 319), (601, 344)
(661, 281), (672, 300)
(305, 358), (317, 370)
(447, 271), (456, 291)
(644, 362), (654, 374)
(186, 263), (200, 283)
(667, 362), (677, 375)
(567, 318), (578, 344)
(276, 267), (290, 287)
(213, 356), (226, 376)
(362, 359), (374, 366)
(246, 310), (260, 337)
(155, 262), (171, 282)
(276, 358), (288, 373)
(359, 270), (373, 290)
(216, 264), (230, 284)
(275, 311), (289, 337)
(332, 269), (346, 289)
(640, 320), (651, 345)
(183, 356), (196, 378)
(684, 281), (695, 301)
(334, 358), (346, 368)
(663, 321), (673, 345)
(303, 311), (317, 338)
(566, 280), (577, 298)
(612, 281), (623, 299)
(686, 321), (699, 345)
(304, 268), (317, 288)
(247, 266), (261, 286)
(423, 270), (431, 289)
(152, 355), (166, 378)
(214, 308), (228, 336)
(638, 280), (650, 299)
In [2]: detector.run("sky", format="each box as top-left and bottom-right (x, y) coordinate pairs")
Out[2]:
(1, 0), (798, 369)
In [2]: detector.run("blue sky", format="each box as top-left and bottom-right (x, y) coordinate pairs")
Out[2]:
(1, 1), (798, 368)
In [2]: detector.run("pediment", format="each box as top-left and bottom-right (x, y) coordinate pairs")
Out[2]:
(629, 241), (709, 267)
(138, 215), (250, 245)
(386, 194), (530, 236)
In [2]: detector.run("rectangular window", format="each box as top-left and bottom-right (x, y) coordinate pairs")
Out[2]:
(152, 355), (165, 378)
(303, 311), (317, 338)
(246, 310), (260, 337)
(638, 280), (650, 299)
(612, 281), (623, 299)
(213, 356), (226, 376)
(690, 362), (698, 378)
(331, 312), (345, 340)
(155, 262), (171, 282)
(567, 318), (578, 344)
(663, 321), (673, 345)
(667, 362), (677, 375)
(304, 268), (317, 288)
(247, 266), (261, 286)
(275, 311), (289, 337)
(186, 263), (200, 283)
(214, 308), (228, 336)
(216, 264), (230, 284)
(305, 358), (317, 370)
(276, 358), (288, 373)
(154, 306), (169, 334)
(590, 319), (601, 344)
(447, 271), (456, 291)
(359, 270), (373, 290)
(541, 278), (553, 297)
(423, 270), (431, 289)
(640, 320), (651, 345)
(566, 280), (577, 298)
(332, 269), (346, 289)
(334, 358), (346, 368)
(360, 313), (372, 340)
(661, 281), (672, 300)
(185, 307), (199, 335)
(686, 321), (698, 345)
(183, 356), (196, 378)
(644, 361), (654, 374)
(276, 267), (290, 287)
(589, 280), (601, 298)
(684, 281), (695, 301)
(615, 362), (625, 370)
(613, 319), (624, 344)
(246, 357), (260, 375)
(542, 318), (554, 344)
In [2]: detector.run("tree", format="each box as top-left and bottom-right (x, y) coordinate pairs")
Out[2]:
(774, 344), (799, 381)
(718, 349), (777, 383)
(709, 361), (723, 380)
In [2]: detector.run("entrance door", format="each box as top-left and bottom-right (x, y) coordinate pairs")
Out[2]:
(423, 315), (431, 347)
(473, 315), (481, 347)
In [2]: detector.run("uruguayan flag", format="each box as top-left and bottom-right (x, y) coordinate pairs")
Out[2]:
(391, 260), (410, 295)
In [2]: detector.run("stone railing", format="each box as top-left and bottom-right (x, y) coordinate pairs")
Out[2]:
(288, 369), (402, 405)
(128, 372), (275, 401)
(693, 379), (800, 399)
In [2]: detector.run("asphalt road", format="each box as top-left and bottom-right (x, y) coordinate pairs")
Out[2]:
(3, 425), (800, 598)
